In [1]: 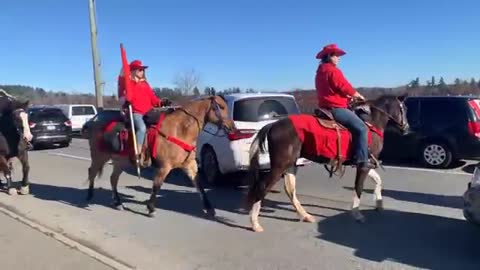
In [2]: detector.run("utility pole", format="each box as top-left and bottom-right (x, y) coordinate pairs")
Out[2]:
(88, 0), (104, 110)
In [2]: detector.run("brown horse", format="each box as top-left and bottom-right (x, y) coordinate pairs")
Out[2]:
(86, 95), (235, 217)
(0, 96), (32, 196)
(245, 94), (409, 232)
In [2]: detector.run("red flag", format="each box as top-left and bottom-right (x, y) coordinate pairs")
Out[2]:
(120, 43), (132, 102)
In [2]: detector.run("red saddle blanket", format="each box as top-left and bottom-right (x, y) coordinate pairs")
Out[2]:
(288, 114), (382, 161)
(98, 112), (196, 159)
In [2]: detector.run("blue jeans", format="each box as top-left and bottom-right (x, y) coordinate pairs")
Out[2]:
(132, 113), (146, 147)
(330, 108), (369, 163)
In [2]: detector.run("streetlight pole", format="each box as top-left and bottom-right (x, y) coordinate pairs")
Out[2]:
(88, 0), (104, 110)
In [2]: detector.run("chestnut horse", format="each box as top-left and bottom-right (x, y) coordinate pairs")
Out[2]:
(86, 95), (235, 217)
(245, 95), (409, 232)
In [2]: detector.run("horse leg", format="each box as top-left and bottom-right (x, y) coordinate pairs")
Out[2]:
(110, 160), (125, 210)
(367, 169), (384, 211)
(18, 149), (30, 195)
(250, 167), (285, 232)
(146, 166), (170, 217)
(283, 166), (315, 223)
(351, 167), (370, 223)
(86, 153), (109, 201)
(184, 160), (215, 217)
(1, 158), (16, 195)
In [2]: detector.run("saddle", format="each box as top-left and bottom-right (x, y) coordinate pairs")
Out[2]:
(314, 108), (347, 130)
(312, 107), (376, 177)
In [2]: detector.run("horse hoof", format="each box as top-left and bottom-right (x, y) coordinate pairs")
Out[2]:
(148, 211), (155, 218)
(19, 186), (29, 195)
(375, 199), (384, 211)
(351, 208), (366, 223)
(8, 188), (17, 196)
(252, 224), (264, 232)
(114, 203), (124, 211)
(301, 215), (316, 223)
(204, 208), (216, 218)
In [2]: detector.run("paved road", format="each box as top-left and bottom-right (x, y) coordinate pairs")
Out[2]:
(0, 138), (479, 270)
(0, 211), (113, 270)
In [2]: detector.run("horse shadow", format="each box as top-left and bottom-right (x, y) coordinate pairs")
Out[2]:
(317, 209), (480, 270)
(124, 184), (253, 229)
(26, 182), (138, 210)
(123, 166), (249, 189)
(343, 187), (464, 209)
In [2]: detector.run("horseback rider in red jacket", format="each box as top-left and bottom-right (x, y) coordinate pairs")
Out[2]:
(315, 44), (374, 169)
(117, 60), (170, 158)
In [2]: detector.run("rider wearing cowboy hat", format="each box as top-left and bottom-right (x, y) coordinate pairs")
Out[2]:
(117, 60), (171, 158)
(315, 44), (374, 169)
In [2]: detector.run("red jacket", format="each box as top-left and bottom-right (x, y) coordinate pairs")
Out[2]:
(119, 76), (161, 115)
(315, 63), (356, 109)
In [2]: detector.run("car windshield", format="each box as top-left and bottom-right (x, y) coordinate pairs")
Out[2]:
(233, 96), (300, 122)
(72, 106), (96, 116)
(29, 108), (67, 121)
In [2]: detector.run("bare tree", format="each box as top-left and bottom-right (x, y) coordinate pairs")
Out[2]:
(173, 69), (200, 96)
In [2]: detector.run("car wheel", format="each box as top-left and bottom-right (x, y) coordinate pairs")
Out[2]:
(201, 146), (222, 185)
(419, 141), (453, 169)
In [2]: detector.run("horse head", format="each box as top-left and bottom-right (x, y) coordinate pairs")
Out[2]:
(363, 94), (409, 135)
(2, 98), (33, 143)
(204, 95), (236, 133)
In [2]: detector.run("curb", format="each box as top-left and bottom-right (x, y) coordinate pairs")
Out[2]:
(0, 202), (135, 270)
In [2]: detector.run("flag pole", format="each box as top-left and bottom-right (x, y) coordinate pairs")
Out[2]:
(120, 43), (141, 179)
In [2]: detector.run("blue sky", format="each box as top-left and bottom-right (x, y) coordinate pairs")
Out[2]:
(1, 0), (479, 95)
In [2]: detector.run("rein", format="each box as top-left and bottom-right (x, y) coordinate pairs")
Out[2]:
(352, 99), (408, 132)
(177, 96), (229, 137)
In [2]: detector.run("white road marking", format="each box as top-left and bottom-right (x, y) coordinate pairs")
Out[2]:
(48, 151), (473, 176)
(382, 165), (471, 176)
(48, 152), (91, 161)
(47, 152), (113, 165)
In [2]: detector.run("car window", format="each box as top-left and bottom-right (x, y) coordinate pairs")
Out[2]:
(405, 98), (420, 127)
(29, 108), (68, 121)
(72, 106), (96, 116)
(94, 110), (121, 122)
(233, 97), (300, 122)
(420, 99), (467, 127)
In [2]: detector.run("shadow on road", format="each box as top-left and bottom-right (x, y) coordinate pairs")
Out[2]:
(343, 187), (464, 209)
(317, 209), (480, 270)
(28, 183), (138, 210)
(381, 158), (467, 170)
(123, 166), (249, 189)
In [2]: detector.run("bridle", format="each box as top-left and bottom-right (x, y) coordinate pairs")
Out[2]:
(352, 98), (409, 132)
(177, 96), (231, 135)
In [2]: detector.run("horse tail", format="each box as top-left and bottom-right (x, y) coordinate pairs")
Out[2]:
(245, 123), (274, 209)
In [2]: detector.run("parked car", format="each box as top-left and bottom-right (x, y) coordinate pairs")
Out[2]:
(81, 109), (122, 139)
(197, 93), (312, 184)
(28, 106), (72, 148)
(54, 104), (97, 133)
(381, 96), (480, 168)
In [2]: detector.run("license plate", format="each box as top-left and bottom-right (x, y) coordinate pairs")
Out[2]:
(46, 125), (55, 130)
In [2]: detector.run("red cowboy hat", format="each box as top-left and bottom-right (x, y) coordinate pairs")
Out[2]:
(315, 44), (346, 59)
(129, 60), (148, 70)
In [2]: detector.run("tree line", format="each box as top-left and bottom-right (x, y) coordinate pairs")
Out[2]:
(2, 76), (480, 112)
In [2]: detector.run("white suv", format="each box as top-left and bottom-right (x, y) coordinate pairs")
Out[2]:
(54, 104), (97, 133)
(197, 93), (311, 184)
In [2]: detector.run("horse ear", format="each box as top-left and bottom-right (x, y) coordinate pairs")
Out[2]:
(397, 94), (408, 102)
